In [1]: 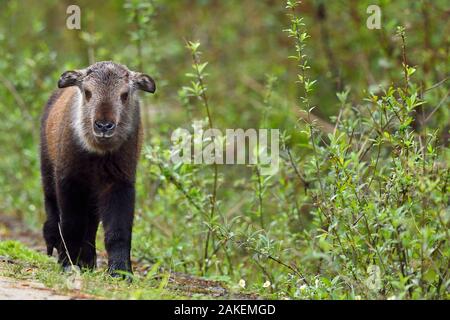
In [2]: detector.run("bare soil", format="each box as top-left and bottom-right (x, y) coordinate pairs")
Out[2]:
(0, 215), (258, 300)
(0, 275), (71, 300)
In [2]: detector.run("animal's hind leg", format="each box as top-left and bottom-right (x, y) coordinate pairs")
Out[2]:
(43, 193), (61, 256)
(41, 159), (61, 257)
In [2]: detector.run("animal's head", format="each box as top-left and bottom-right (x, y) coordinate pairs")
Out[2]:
(58, 61), (155, 153)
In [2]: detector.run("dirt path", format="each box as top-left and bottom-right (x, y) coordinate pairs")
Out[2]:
(0, 215), (258, 300)
(0, 215), (77, 299)
(0, 275), (71, 300)
(0, 215), (43, 251)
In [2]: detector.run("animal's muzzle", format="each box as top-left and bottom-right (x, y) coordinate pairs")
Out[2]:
(94, 120), (116, 137)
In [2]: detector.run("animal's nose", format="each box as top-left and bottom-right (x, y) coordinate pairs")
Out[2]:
(94, 120), (116, 133)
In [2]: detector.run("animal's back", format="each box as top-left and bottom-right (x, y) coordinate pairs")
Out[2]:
(40, 87), (78, 166)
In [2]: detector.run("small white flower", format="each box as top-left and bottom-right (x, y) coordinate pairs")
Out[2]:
(263, 281), (271, 288)
(366, 265), (382, 291)
(238, 279), (246, 288)
(299, 284), (307, 291)
(355, 295), (362, 300)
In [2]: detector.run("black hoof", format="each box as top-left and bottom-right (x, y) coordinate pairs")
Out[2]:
(108, 266), (133, 282)
(63, 265), (81, 274)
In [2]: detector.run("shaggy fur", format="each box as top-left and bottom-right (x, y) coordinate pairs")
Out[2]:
(40, 61), (155, 276)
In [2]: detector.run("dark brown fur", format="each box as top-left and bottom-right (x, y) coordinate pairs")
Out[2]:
(40, 61), (154, 276)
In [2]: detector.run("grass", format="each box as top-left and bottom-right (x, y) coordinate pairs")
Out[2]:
(0, 1), (448, 300)
(0, 240), (261, 299)
(0, 240), (186, 299)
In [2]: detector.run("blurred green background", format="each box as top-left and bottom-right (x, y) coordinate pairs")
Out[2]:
(0, 0), (448, 299)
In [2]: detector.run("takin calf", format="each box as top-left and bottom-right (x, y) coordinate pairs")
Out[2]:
(40, 61), (155, 276)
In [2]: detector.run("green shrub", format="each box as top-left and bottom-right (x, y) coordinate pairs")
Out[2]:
(0, 0), (448, 299)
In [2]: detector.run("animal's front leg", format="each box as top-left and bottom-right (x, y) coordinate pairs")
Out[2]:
(56, 177), (90, 269)
(99, 182), (135, 277)
(78, 212), (99, 269)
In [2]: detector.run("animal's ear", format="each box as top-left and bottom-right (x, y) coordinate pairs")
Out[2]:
(58, 70), (83, 88)
(133, 73), (156, 93)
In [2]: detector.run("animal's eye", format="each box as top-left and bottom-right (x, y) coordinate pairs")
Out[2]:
(120, 91), (129, 103)
(84, 89), (92, 101)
